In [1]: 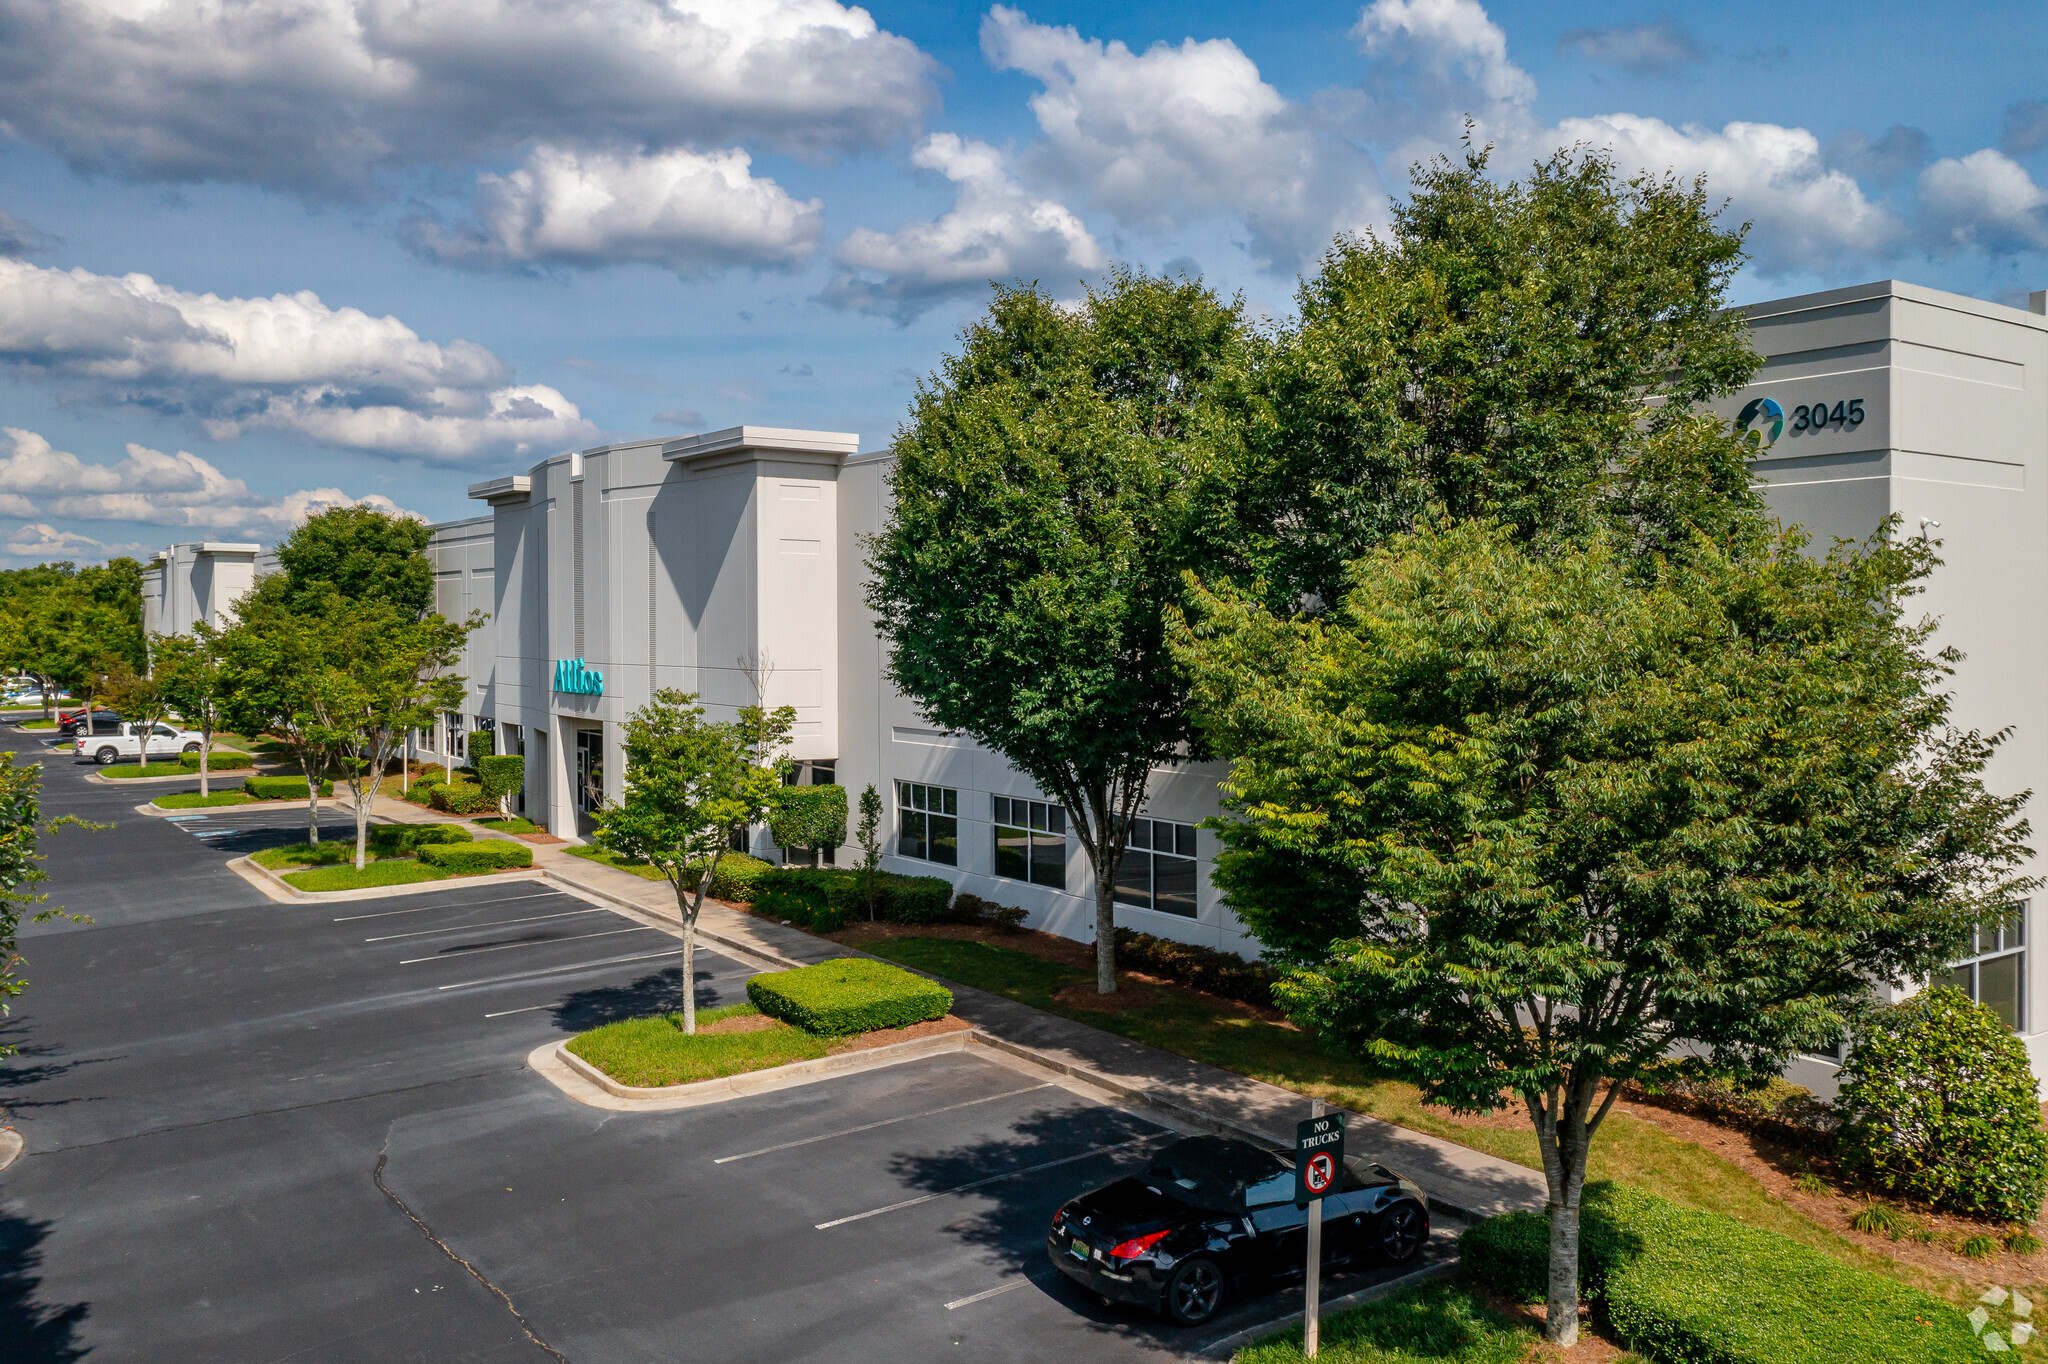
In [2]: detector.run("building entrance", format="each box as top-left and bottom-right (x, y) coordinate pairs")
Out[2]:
(574, 727), (604, 834)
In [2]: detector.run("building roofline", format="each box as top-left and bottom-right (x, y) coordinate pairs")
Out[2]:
(1739, 278), (2048, 330)
(662, 425), (860, 464)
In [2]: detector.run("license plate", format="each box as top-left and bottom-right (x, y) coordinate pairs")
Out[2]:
(1068, 1239), (1090, 1261)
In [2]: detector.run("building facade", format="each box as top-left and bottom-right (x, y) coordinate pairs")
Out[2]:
(141, 541), (263, 637)
(169, 275), (2023, 1083)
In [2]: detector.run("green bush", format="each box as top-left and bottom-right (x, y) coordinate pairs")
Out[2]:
(950, 893), (1028, 931)
(368, 822), (472, 853)
(704, 852), (773, 901)
(1459, 1182), (1979, 1364)
(428, 781), (494, 815)
(751, 867), (860, 932)
(876, 873), (953, 924)
(768, 784), (848, 853)
(245, 775), (334, 799)
(1112, 927), (1275, 1007)
(417, 841), (533, 872)
(468, 728), (495, 758)
(746, 958), (952, 1036)
(179, 749), (253, 771)
(1835, 985), (2048, 1222)
(476, 755), (523, 809)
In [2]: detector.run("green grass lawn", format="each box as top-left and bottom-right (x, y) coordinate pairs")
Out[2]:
(154, 791), (258, 809)
(566, 1002), (832, 1086)
(281, 860), (451, 892)
(862, 936), (1921, 1293)
(17, 718), (55, 730)
(251, 841), (392, 870)
(475, 816), (537, 834)
(1233, 1279), (1534, 1364)
(101, 760), (200, 779)
(563, 843), (666, 880)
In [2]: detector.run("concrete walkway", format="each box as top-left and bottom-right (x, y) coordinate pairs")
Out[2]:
(361, 793), (1551, 1222)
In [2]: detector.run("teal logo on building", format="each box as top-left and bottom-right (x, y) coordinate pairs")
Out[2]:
(554, 658), (603, 695)
(1736, 397), (1785, 447)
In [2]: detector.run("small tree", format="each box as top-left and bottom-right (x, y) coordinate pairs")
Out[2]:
(0, 751), (94, 1054)
(155, 625), (229, 796)
(768, 783), (847, 866)
(102, 656), (176, 765)
(594, 690), (794, 1033)
(305, 603), (475, 868)
(856, 784), (883, 920)
(867, 268), (1247, 993)
(478, 755), (525, 817)
(219, 591), (336, 844)
(1172, 518), (2035, 1346)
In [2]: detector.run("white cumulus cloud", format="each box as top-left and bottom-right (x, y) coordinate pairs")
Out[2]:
(0, 428), (421, 538)
(823, 133), (1107, 324)
(0, 260), (595, 463)
(1919, 150), (2048, 254)
(0, 0), (936, 199)
(404, 145), (824, 274)
(3, 523), (152, 561)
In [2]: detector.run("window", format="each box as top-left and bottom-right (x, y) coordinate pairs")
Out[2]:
(1938, 903), (2027, 1032)
(1114, 817), (1199, 918)
(993, 795), (1067, 888)
(897, 781), (958, 866)
(500, 723), (524, 757)
(444, 712), (465, 760)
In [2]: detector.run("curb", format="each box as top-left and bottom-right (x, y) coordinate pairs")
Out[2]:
(84, 763), (259, 786)
(137, 796), (330, 818)
(230, 853), (546, 904)
(0, 1129), (21, 1172)
(538, 864), (813, 973)
(1186, 1256), (1463, 1361)
(534, 1026), (976, 1112)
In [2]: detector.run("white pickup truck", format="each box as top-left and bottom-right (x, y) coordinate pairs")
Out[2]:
(75, 721), (205, 766)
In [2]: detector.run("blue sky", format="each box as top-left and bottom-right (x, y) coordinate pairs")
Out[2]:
(1, 0), (2045, 557)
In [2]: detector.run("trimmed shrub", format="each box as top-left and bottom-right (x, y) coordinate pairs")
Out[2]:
(468, 728), (495, 758)
(704, 852), (773, 902)
(245, 775), (334, 799)
(950, 893), (1028, 932)
(768, 784), (848, 854)
(368, 822), (472, 853)
(476, 755), (523, 810)
(429, 781), (494, 815)
(1836, 985), (2048, 1222)
(179, 749), (253, 771)
(1112, 927), (1276, 1008)
(876, 873), (953, 924)
(747, 958), (951, 1036)
(751, 867), (860, 932)
(418, 841), (533, 872)
(1460, 1183), (1979, 1363)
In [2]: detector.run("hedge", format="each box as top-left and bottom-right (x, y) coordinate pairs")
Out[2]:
(1113, 927), (1275, 1007)
(746, 958), (952, 1036)
(368, 822), (472, 853)
(1458, 1182), (1979, 1364)
(418, 841), (533, 872)
(179, 749), (253, 771)
(429, 781), (495, 815)
(743, 866), (953, 931)
(245, 775), (334, 799)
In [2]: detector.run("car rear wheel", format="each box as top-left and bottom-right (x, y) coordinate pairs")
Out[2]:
(94, 746), (118, 765)
(182, 742), (201, 755)
(1377, 1202), (1426, 1262)
(1162, 1255), (1225, 1326)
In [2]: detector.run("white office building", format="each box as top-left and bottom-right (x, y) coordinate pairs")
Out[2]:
(140, 541), (264, 637)
(137, 277), (2048, 1083)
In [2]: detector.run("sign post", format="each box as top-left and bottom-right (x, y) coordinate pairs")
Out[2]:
(1296, 1101), (1345, 1359)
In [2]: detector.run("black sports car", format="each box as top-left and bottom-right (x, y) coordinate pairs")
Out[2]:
(1046, 1133), (1429, 1326)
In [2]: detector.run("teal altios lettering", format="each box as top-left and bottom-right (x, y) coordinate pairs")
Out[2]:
(554, 658), (603, 695)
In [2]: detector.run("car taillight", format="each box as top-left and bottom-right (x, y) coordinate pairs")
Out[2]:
(1050, 1209), (1065, 1232)
(1108, 1229), (1170, 1260)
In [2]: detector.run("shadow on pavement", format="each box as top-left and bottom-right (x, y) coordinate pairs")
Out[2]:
(548, 965), (730, 1033)
(0, 1210), (89, 1363)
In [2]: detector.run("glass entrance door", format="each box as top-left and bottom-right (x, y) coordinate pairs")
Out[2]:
(574, 728), (603, 832)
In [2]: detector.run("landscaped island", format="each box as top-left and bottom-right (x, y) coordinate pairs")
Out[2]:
(566, 958), (958, 1089)
(250, 821), (532, 891)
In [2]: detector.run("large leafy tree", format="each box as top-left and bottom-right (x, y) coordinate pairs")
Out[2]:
(1171, 518), (2034, 1345)
(273, 505), (434, 619)
(867, 268), (1248, 993)
(305, 603), (476, 869)
(1230, 143), (1759, 610)
(594, 690), (793, 1033)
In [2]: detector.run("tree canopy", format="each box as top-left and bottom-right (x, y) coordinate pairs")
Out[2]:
(867, 266), (1249, 992)
(273, 506), (434, 619)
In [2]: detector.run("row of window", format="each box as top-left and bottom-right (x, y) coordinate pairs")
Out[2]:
(898, 783), (1201, 918)
(1807, 906), (2029, 1061)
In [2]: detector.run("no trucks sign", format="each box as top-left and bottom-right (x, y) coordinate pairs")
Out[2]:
(1294, 1112), (1345, 1208)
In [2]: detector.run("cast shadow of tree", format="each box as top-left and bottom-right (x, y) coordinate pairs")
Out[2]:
(0, 1211), (89, 1362)
(547, 965), (746, 1033)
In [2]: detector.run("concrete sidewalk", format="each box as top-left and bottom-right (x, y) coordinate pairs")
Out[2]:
(364, 793), (1550, 1222)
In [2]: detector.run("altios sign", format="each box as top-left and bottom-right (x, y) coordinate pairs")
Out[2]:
(554, 658), (604, 696)
(1737, 395), (1865, 449)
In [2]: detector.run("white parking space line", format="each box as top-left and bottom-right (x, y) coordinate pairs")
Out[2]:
(365, 907), (606, 942)
(814, 1136), (1159, 1230)
(713, 1085), (1056, 1164)
(398, 925), (652, 965)
(434, 946), (693, 991)
(334, 888), (560, 922)
(944, 1277), (1050, 1311)
(483, 1004), (552, 1018)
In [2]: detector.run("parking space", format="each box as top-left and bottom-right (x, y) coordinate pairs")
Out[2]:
(1, 736), (1446, 1361)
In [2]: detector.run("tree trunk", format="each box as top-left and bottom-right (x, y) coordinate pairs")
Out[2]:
(300, 752), (321, 844)
(1093, 854), (1118, 995)
(353, 776), (371, 870)
(198, 725), (211, 798)
(1530, 1085), (1597, 1347)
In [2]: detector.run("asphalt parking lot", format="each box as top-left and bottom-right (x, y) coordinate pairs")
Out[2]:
(2, 735), (1447, 1361)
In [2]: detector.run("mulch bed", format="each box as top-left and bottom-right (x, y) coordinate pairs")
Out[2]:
(829, 1013), (973, 1053)
(1467, 1283), (1631, 1362)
